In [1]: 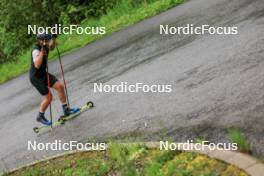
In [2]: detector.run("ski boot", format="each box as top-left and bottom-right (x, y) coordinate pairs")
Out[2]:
(36, 113), (52, 126)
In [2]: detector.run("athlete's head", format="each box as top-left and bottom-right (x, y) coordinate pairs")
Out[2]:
(36, 33), (51, 47)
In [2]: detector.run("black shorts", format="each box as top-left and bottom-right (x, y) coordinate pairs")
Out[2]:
(30, 73), (58, 96)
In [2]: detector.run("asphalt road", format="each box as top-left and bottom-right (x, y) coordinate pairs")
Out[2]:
(1, 0), (264, 172)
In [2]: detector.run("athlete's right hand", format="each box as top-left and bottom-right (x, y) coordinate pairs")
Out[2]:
(41, 46), (47, 56)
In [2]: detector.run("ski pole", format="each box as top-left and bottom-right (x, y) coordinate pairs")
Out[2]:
(56, 45), (70, 107)
(46, 63), (53, 128)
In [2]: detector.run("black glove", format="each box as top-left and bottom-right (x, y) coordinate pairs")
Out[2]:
(52, 34), (57, 38)
(42, 44), (48, 50)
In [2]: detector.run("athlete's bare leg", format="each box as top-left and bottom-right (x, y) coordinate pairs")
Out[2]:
(52, 81), (66, 104)
(39, 93), (52, 112)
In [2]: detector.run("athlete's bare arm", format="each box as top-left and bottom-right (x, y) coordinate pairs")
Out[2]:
(33, 47), (46, 69)
(49, 38), (56, 50)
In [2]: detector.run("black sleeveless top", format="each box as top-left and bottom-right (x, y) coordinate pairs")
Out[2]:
(29, 44), (49, 78)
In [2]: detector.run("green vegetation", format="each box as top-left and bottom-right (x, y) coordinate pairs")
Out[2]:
(228, 129), (251, 153)
(0, 0), (186, 84)
(0, 0), (121, 63)
(4, 143), (249, 176)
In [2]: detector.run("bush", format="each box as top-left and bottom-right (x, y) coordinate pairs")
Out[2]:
(0, 0), (122, 63)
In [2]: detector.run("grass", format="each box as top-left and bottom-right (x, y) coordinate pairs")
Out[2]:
(0, 0), (186, 84)
(3, 143), (249, 176)
(228, 129), (251, 153)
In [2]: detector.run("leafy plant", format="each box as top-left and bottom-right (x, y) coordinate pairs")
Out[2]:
(228, 129), (251, 153)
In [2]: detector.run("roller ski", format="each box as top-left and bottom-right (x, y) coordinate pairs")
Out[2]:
(33, 101), (94, 134)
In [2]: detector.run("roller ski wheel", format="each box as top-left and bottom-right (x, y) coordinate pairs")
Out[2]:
(33, 127), (39, 133)
(87, 101), (94, 107)
(58, 117), (66, 124)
